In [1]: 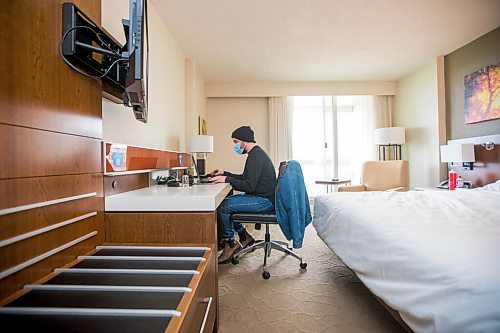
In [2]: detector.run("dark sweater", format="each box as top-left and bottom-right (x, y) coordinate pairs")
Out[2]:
(224, 146), (277, 205)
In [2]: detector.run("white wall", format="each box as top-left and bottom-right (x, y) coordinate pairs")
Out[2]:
(207, 98), (269, 174)
(101, 0), (186, 151)
(394, 59), (441, 189)
(185, 59), (207, 138)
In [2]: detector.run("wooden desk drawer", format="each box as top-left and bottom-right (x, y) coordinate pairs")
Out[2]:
(171, 248), (216, 333)
(1, 245), (215, 333)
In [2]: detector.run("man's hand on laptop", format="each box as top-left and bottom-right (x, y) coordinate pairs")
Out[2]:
(210, 169), (224, 176)
(209, 175), (226, 183)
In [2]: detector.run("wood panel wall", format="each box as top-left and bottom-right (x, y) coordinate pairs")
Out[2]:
(104, 173), (150, 196)
(0, 0), (103, 302)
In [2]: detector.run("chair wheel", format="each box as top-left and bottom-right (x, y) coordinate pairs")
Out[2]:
(300, 262), (307, 269)
(231, 258), (239, 265)
(262, 271), (271, 279)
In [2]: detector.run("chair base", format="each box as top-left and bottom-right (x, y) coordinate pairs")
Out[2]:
(232, 224), (307, 279)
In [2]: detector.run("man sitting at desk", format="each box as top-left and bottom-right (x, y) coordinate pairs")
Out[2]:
(210, 126), (277, 264)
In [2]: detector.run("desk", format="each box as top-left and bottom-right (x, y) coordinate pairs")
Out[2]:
(105, 183), (231, 212)
(104, 182), (231, 246)
(104, 183), (231, 333)
(315, 180), (351, 193)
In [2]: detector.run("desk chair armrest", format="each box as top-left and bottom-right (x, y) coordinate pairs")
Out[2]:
(337, 185), (366, 192)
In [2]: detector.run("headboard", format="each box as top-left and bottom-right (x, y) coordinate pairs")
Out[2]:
(447, 134), (500, 187)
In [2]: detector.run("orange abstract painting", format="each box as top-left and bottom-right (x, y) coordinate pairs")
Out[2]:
(464, 62), (500, 124)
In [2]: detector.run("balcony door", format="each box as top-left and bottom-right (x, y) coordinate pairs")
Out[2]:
(292, 95), (367, 196)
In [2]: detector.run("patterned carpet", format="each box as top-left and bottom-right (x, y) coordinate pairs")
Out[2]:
(217, 224), (404, 333)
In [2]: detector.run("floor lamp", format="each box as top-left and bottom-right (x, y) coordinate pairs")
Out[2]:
(375, 127), (405, 160)
(188, 135), (214, 181)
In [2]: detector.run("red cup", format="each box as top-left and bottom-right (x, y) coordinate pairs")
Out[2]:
(449, 170), (457, 190)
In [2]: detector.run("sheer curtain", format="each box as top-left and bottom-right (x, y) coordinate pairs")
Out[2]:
(268, 97), (293, 167)
(276, 95), (393, 192)
(337, 96), (394, 184)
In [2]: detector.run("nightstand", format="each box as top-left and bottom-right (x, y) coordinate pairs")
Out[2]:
(414, 187), (471, 191)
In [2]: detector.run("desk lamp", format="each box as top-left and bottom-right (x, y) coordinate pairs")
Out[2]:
(188, 135), (214, 181)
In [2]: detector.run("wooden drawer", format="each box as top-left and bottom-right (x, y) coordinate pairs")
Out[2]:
(0, 124), (102, 179)
(0, 174), (104, 303)
(168, 247), (217, 333)
(0, 212), (101, 271)
(105, 213), (217, 244)
(0, 197), (102, 241)
(183, 249), (216, 333)
(0, 173), (103, 211)
(0, 245), (217, 332)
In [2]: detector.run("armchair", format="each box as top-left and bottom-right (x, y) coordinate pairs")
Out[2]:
(338, 160), (409, 192)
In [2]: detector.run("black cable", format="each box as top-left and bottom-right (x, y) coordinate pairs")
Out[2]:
(59, 25), (127, 80)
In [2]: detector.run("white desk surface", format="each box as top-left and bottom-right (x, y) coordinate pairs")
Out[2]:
(105, 183), (231, 212)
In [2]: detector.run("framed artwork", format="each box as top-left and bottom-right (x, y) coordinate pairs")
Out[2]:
(198, 116), (207, 135)
(464, 62), (499, 124)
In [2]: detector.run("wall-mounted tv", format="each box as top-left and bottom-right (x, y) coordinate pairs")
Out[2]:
(60, 0), (149, 123)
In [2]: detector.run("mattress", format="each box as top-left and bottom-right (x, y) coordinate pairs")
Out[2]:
(312, 188), (500, 332)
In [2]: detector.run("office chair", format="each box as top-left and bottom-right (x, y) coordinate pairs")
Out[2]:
(230, 161), (308, 280)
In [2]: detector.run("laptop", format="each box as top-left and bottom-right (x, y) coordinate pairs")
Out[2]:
(197, 175), (214, 184)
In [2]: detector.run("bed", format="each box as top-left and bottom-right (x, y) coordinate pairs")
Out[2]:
(313, 185), (500, 332)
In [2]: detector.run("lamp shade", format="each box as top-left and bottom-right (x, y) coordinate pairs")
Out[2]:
(188, 135), (213, 153)
(374, 127), (405, 145)
(440, 144), (475, 162)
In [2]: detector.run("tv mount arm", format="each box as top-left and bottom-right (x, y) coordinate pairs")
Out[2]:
(73, 40), (123, 59)
(60, 3), (129, 97)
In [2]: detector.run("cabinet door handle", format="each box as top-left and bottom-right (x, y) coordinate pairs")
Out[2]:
(199, 296), (213, 333)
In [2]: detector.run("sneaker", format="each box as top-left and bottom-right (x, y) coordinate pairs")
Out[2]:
(218, 240), (241, 264)
(238, 229), (255, 249)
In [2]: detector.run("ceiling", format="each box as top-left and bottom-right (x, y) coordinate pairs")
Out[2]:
(152, 0), (500, 83)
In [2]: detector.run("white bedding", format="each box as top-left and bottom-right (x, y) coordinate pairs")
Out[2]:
(312, 188), (500, 333)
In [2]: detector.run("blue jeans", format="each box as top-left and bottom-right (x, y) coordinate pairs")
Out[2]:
(217, 193), (274, 242)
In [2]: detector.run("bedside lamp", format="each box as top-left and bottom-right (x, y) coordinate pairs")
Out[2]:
(440, 143), (475, 170)
(188, 135), (214, 179)
(374, 127), (405, 160)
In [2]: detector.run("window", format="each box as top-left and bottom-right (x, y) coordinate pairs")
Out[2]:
(292, 96), (369, 196)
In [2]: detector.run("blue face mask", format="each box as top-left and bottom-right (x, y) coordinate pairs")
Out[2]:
(233, 143), (244, 155)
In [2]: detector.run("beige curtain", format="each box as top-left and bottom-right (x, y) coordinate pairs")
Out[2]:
(268, 97), (293, 167)
(355, 95), (393, 174)
(373, 95), (393, 127)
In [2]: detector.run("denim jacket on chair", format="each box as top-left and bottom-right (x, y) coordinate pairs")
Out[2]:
(275, 160), (311, 249)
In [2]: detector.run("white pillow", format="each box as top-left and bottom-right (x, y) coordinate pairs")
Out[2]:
(480, 180), (500, 192)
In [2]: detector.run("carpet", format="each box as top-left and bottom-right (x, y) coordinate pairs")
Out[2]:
(217, 224), (404, 333)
